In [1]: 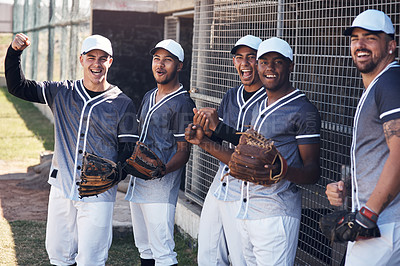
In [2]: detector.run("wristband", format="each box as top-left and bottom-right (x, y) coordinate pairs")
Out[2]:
(360, 206), (379, 223)
(356, 206), (379, 228)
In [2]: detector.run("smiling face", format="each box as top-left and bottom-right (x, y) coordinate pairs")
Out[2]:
(350, 28), (395, 74)
(257, 52), (293, 92)
(233, 46), (261, 87)
(80, 49), (112, 90)
(152, 48), (183, 85)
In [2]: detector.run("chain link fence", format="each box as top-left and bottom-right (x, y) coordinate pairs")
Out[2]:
(186, 1), (400, 265)
(13, 0), (91, 82)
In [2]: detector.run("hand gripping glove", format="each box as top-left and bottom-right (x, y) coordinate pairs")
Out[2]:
(77, 152), (124, 198)
(228, 128), (288, 186)
(319, 206), (381, 243)
(124, 141), (166, 180)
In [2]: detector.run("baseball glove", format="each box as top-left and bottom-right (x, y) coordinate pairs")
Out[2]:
(77, 152), (123, 198)
(228, 128), (288, 186)
(124, 141), (166, 180)
(319, 209), (381, 243)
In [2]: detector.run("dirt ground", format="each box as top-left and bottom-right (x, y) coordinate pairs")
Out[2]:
(0, 160), (50, 221)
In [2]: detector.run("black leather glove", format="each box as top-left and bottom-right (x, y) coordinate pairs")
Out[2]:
(320, 206), (381, 243)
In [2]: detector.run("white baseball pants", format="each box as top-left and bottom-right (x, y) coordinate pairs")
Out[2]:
(345, 221), (400, 266)
(129, 202), (177, 266)
(238, 216), (300, 266)
(197, 191), (246, 266)
(45, 186), (114, 266)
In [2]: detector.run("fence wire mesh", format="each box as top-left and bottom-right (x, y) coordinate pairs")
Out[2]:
(13, 0), (91, 82)
(187, 1), (400, 265)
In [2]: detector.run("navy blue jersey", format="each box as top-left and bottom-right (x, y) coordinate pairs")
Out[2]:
(210, 85), (267, 201)
(237, 89), (321, 219)
(125, 86), (195, 204)
(5, 47), (139, 202)
(351, 62), (400, 225)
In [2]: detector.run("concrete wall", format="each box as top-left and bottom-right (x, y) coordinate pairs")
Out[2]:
(93, 0), (158, 12)
(157, 0), (194, 14)
(0, 3), (13, 33)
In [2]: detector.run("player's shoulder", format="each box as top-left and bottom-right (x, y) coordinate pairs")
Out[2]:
(142, 87), (157, 99)
(42, 79), (74, 88)
(224, 85), (242, 96)
(375, 64), (400, 90)
(175, 87), (195, 107)
(294, 90), (320, 113)
(105, 85), (136, 111)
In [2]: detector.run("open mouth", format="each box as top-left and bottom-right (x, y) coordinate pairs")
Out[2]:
(156, 69), (166, 76)
(90, 69), (102, 75)
(264, 74), (277, 79)
(241, 69), (252, 79)
(355, 50), (371, 59)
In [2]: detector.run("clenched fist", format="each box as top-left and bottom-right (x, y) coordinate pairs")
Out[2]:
(11, 33), (31, 51)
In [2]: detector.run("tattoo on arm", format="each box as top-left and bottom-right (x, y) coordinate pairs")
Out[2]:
(383, 118), (400, 143)
(380, 194), (394, 213)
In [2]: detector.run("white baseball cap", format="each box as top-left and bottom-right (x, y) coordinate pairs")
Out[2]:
(231, 35), (262, 54)
(344, 9), (395, 36)
(150, 39), (184, 62)
(81, 35), (113, 56)
(256, 37), (293, 61)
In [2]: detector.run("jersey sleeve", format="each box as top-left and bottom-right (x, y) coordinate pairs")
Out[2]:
(5, 45), (43, 103)
(118, 100), (139, 143)
(40, 80), (71, 108)
(170, 95), (196, 142)
(6, 45), (65, 107)
(375, 67), (400, 123)
(294, 101), (321, 145)
(217, 93), (227, 120)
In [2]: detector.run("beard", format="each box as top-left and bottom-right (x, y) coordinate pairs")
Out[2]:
(156, 72), (176, 84)
(354, 59), (378, 74)
(154, 66), (179, 85)
(352, 49), (380, 74)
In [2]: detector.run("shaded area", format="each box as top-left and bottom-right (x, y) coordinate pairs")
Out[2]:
(9, 220), (50, 266)
(0, 177), (49, 222)
(299, 208), (333, 264)
(2, 87), (54, 151)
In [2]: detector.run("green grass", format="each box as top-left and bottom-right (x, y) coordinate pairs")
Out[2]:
(0, 86), (198, 265)
(1, 33), (12, 74)
(0, 219), (197, 265)
(0, 87), (54, 166)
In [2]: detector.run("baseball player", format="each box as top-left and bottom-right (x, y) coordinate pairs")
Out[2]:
(124, 39), (195, 266)
(192, 35), (266, 266)
(5, 34), (138, 265)
(186, 37), (321, 265)
(325, 10), (400, 265)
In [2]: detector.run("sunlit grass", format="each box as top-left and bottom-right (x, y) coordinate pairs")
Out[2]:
(0, 86), (197, 265)
(0, 87), (54, 167)
(0, 215), (17, 265)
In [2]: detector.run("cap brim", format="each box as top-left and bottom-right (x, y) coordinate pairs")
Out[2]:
(344, 26), (388, 36)
(149, 47), (158, 56)
(149, 47), (181, 61)
(343, 26), (354, 36)
(231, 44), (257, 54)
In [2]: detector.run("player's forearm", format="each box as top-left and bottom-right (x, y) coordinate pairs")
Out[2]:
(285, 162), (320, 184)
(213, 122), (241, 146)
(5, 45), (40, 102)
(285, 143), (320, 184)
(366, 153), (400, 214)
(165, 145), (191, 174)
(198, 137), (234, 165)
